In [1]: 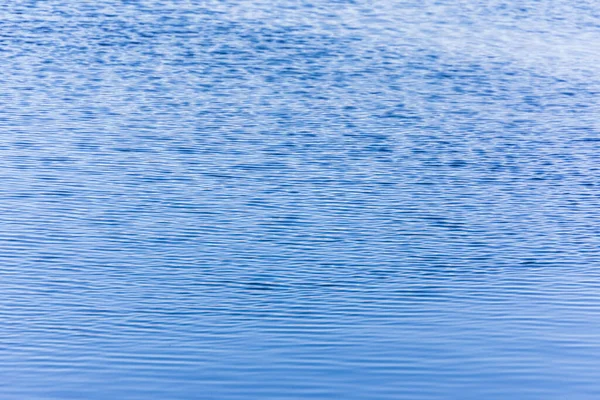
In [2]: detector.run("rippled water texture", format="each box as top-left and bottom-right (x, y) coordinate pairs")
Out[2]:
(2, 1), (600, 399)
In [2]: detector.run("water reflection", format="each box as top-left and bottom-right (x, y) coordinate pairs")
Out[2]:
(1, 0), (600, 399)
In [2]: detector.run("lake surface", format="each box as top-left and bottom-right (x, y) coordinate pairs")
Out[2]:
(2, 1), (600, 399)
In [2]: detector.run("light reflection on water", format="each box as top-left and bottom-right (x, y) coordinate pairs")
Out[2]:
(1, 1), (600, 399)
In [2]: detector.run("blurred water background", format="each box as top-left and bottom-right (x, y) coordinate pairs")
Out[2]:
(1, 0), (600, 399)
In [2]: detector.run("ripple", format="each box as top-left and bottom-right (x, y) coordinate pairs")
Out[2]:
(2, 0), (600, 399)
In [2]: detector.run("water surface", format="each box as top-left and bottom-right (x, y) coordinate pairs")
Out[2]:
(2, 1), (600, 399)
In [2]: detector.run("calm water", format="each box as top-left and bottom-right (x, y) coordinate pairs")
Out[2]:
(2, 1), (600, 399)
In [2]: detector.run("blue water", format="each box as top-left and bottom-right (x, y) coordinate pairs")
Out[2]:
(2, 1), (600, 399)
